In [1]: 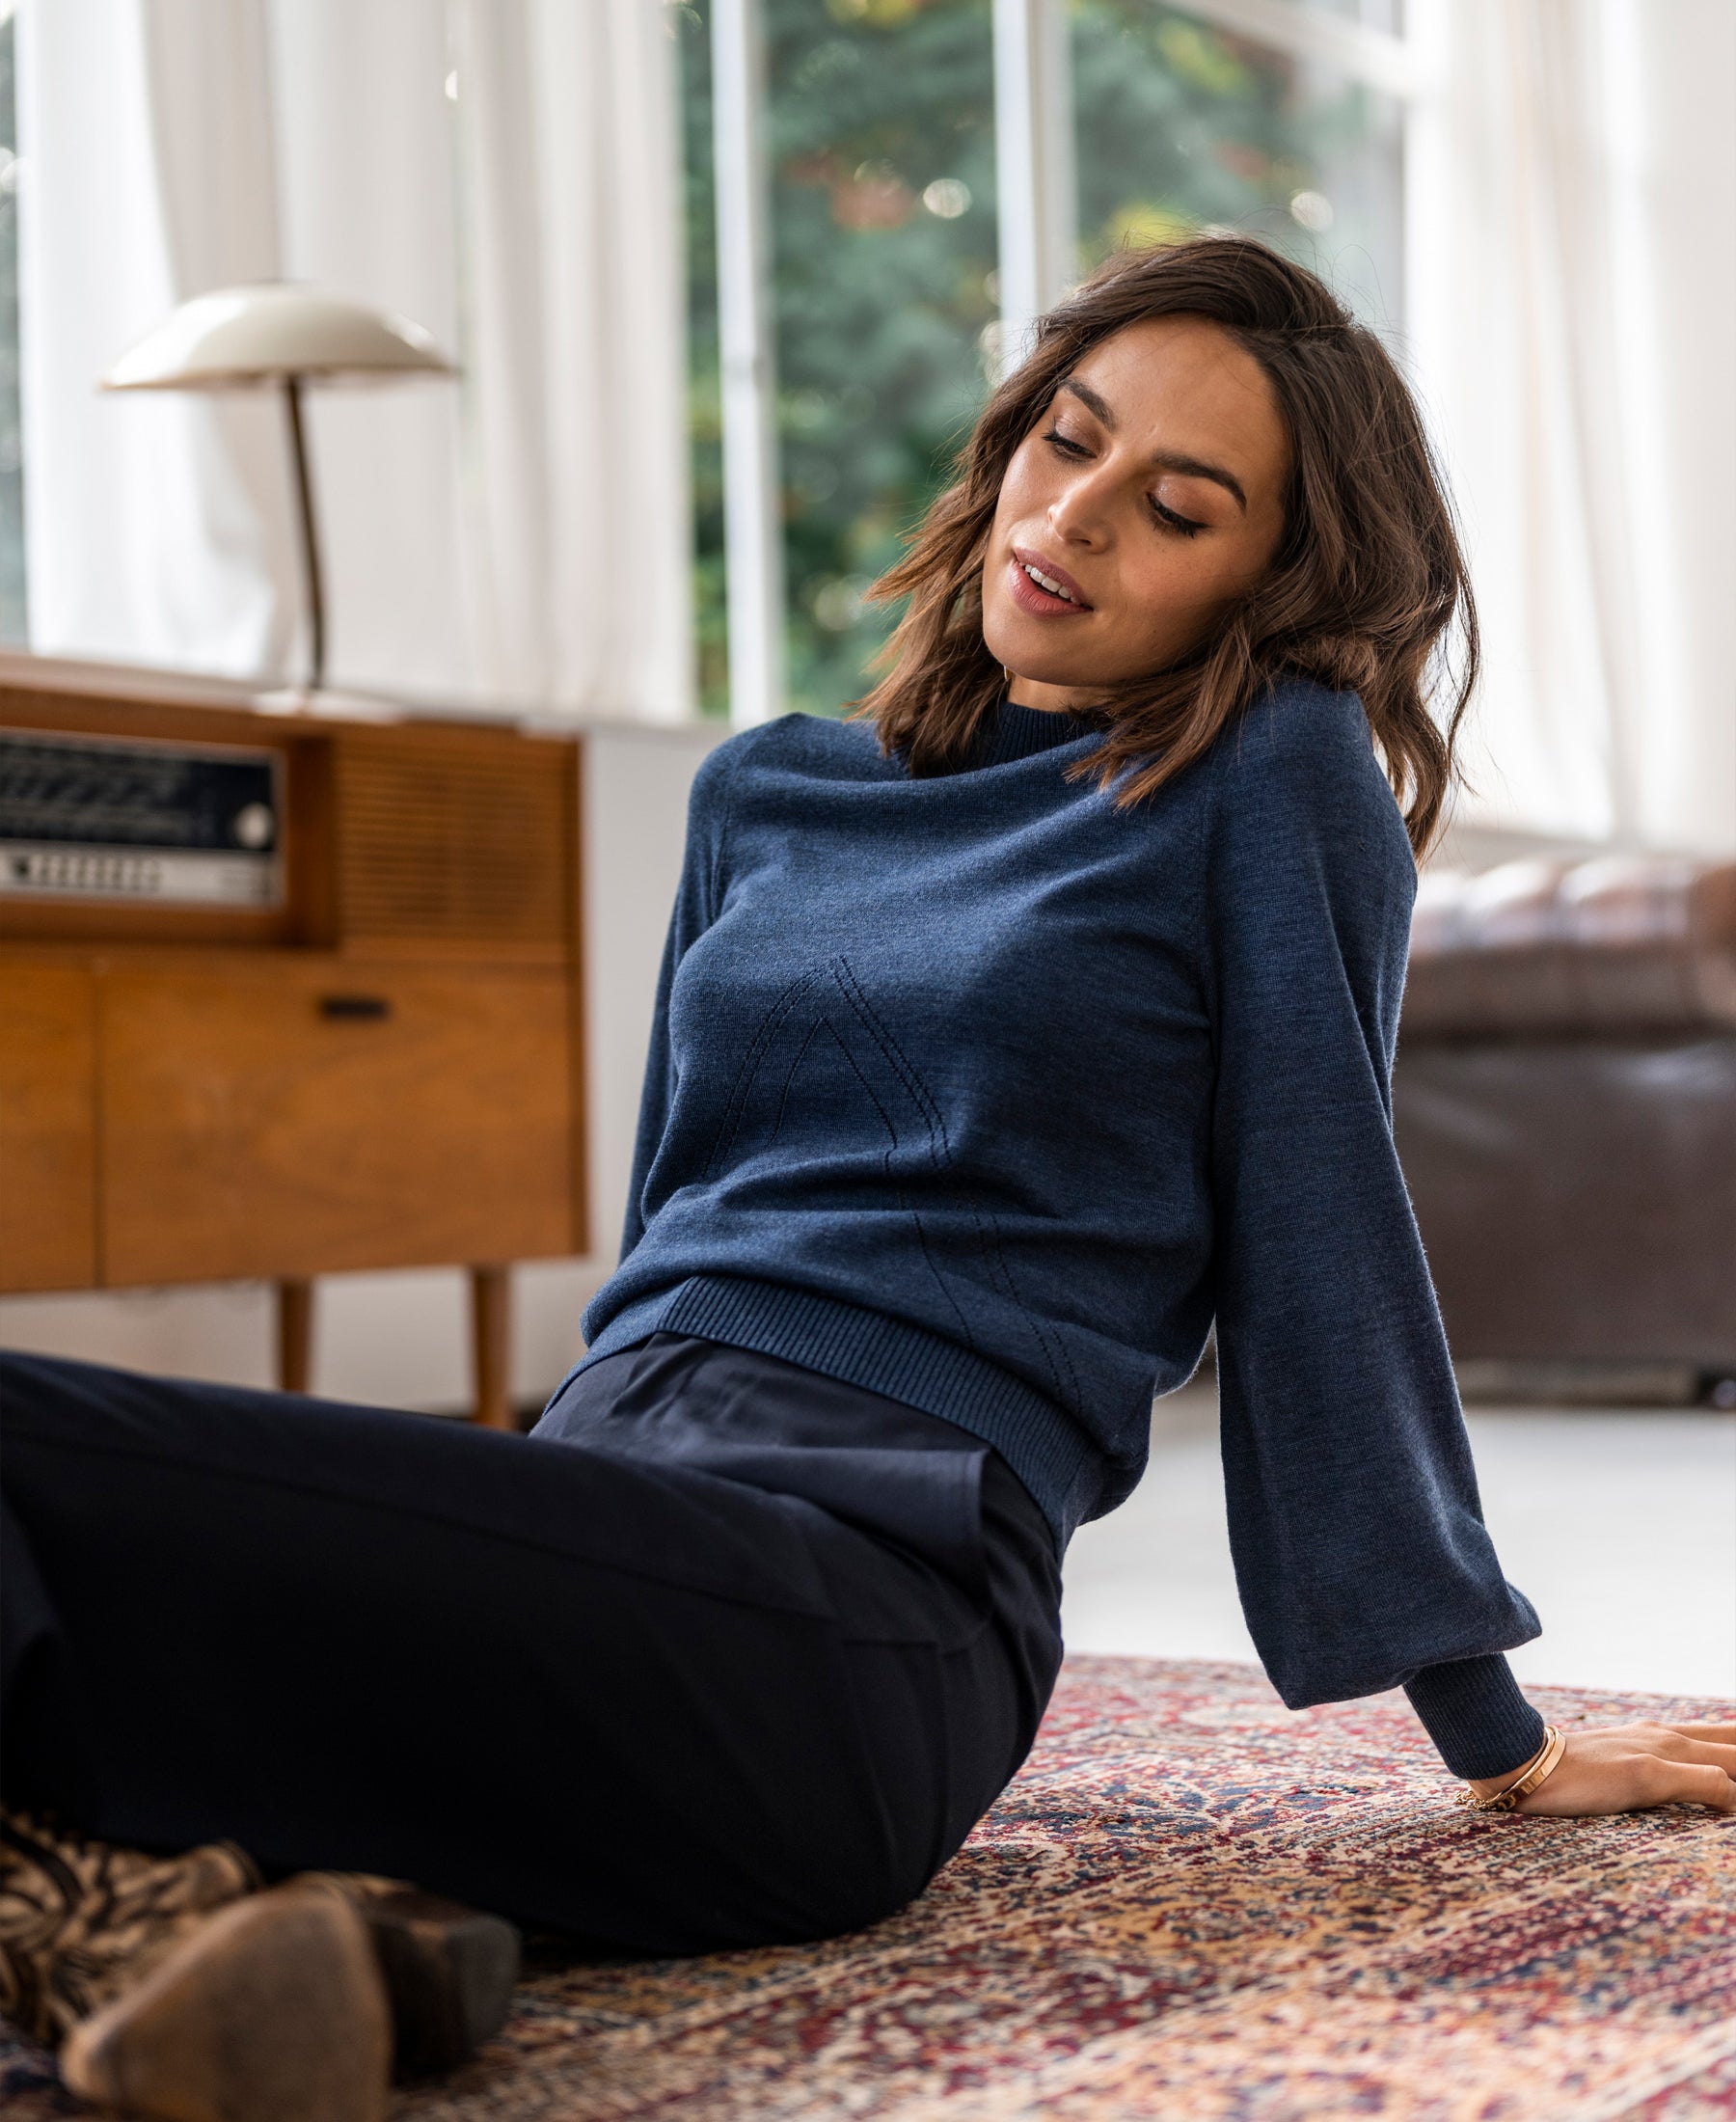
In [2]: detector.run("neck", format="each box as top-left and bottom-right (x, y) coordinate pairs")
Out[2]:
(1004, 676), (1099, 716)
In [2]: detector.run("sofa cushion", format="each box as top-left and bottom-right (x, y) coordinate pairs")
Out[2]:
(1403, 856), (1736, 1038)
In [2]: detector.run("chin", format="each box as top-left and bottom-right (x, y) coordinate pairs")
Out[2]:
(982, 609), (1091, 688)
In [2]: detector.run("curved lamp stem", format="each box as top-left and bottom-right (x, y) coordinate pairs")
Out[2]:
(281, 374), (326, 692)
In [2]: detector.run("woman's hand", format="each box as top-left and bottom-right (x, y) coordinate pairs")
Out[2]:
(1467, 1723), (1736, 1817)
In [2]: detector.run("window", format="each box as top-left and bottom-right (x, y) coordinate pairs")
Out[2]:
(676, 0), (997, 721)
(684, 0), (1418, 724)
(770, 0), (997, 721)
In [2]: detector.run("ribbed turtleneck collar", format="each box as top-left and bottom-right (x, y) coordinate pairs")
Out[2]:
(974, 698), (1095, 769)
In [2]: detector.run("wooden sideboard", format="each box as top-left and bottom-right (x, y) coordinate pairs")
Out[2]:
(0, 671), (585, 1425)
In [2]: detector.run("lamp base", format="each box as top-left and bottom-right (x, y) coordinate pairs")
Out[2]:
(254, 684), (406, 723)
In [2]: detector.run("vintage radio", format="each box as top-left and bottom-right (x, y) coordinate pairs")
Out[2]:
(0, 665), (585, 1424)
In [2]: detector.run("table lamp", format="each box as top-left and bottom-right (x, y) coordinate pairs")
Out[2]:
(103, 284), (456, 692)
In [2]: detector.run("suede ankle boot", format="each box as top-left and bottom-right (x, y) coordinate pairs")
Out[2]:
(1, 1811), (520, 2120)
(287, 1871), (521, 2078)
(60, 1886), (392, 2122)
(0, 1809), (265, 2048)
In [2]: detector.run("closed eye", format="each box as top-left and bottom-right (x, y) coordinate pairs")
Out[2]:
(1150, 497), (1206, 539)
(1043, 425), (1091, 460)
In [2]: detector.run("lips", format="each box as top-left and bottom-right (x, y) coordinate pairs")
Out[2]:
(1009, 546), (1093, 617)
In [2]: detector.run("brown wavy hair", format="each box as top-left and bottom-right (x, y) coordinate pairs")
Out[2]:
(854, 236), (1476, 857)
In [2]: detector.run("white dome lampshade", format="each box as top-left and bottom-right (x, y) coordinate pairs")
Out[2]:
(102, 284), (458, 691)
(103, 283), (454, 390)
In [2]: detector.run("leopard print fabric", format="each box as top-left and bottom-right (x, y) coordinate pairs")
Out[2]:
(0, 1810), (261, 2046)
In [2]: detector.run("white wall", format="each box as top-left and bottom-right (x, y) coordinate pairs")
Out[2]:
(0, 713), (719, 1412)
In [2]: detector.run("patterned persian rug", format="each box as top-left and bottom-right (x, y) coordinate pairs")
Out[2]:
(4, 1656), (1731, 2120)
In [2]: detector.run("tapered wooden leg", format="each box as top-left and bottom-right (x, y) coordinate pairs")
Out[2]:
(277, 1278), (313, 1395)
(470, 1265), (513, 1428)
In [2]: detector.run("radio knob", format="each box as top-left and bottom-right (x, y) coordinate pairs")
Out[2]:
(232, 803), (275, 850)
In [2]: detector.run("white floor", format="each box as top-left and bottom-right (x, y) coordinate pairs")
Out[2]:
(1060, 1381), (1736, 1701)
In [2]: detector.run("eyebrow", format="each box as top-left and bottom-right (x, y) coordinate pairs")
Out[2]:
(1058, 378), (1249, 513)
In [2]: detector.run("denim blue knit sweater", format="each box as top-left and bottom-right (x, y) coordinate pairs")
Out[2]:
(579, 688), (1546, 1779)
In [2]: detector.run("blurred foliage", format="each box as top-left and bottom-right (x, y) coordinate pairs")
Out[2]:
(674, 0), (1398, 720)
(1071, 0), (1401, 321)
(672, 3), (729, 717)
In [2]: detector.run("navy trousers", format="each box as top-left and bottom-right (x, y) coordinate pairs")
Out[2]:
(0, 1336), (1062, 1953)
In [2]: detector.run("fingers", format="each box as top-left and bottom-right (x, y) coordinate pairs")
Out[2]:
(1627, 1753), (1736, 1812)
(1661, 1762), (1736, 1812)
(1657, 1734), (1736, 1772)
(1670, 1722), (1736, 1746)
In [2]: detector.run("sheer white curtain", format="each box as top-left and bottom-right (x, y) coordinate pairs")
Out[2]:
(1407, 0), (1736, 857)
(447, 0), (692, 715)
(17, 0), (693, 720)
(16, 0), (288, 675)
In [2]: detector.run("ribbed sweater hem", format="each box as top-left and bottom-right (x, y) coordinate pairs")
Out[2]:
(1403, 1654), (1546, 1781)
(578, 1274), (1099, 1547)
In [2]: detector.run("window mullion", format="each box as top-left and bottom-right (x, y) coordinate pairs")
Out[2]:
(992, 0), (1075, 377)
(711, 0), (784, 726)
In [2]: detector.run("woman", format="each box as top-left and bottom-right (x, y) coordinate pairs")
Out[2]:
(4, 237), (1731, 2122)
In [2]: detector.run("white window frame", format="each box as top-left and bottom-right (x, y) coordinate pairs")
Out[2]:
(710, 0), (785, 728)
(712, 0), (1423, 727)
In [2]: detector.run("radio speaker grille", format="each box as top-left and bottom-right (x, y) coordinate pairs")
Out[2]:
(334, 730), (574, 948)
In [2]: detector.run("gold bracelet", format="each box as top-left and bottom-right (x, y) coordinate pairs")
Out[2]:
(1455, 1725), (1567, 1813)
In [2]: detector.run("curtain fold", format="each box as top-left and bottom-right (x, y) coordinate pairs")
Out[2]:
(264, 0), (469, 696)
(17, 0), (286, 675)
(17, 0), (692, 720)
(1407, 0), (1734, 856)
(453, 0), (693, 719)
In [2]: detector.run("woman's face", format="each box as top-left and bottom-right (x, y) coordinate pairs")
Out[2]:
(981, 315), (1291, 712)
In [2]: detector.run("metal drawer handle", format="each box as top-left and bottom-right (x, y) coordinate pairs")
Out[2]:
(318, 993), (393, 1021)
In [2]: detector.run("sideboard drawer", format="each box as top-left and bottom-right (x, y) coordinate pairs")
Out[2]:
(100, 962), (580, 1286)
(0, 964), (97, 1290)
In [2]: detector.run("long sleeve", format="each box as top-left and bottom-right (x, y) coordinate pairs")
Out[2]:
(613, 747), (734, 1265)
(1203, 694), (1544, 1776)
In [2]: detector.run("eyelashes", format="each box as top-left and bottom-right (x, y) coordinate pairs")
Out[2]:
(1150, 500), (1206, 539)
(1040, 427), (1207, 539)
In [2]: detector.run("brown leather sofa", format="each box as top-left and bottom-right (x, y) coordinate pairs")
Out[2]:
(1394, 856), (1736, 1402)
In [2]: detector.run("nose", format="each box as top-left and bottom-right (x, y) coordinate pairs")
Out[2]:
(1046, 455), (1116, 551)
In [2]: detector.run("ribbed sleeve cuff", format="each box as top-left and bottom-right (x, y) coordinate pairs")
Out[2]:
(1402, 1654), (1547, 1781)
